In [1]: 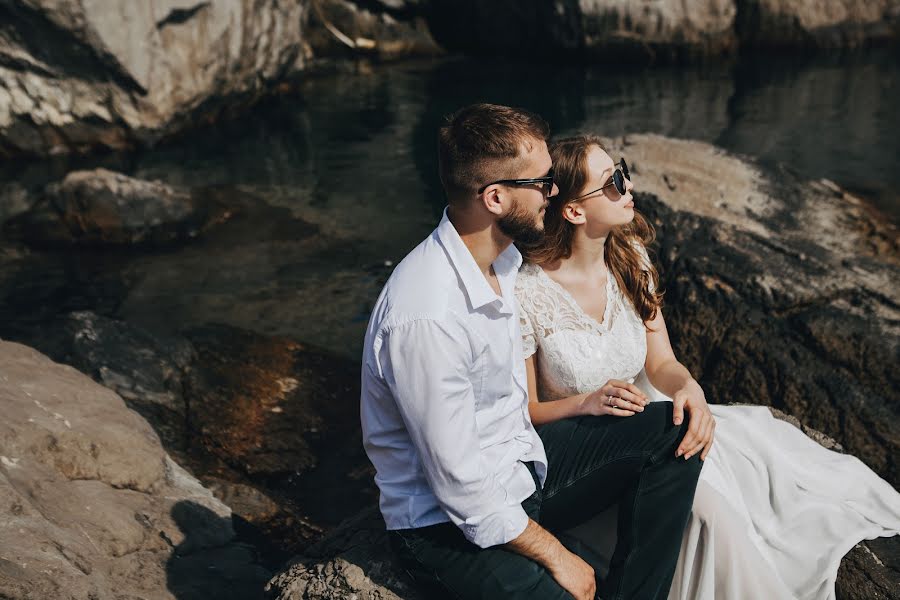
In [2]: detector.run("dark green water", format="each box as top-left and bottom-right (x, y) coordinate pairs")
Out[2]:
(2, 50), (898, 358)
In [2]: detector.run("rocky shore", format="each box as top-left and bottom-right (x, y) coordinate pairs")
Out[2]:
(4, 131), (895, 598)
(0, 340), (272, 599)
(1, 5), (899, 593)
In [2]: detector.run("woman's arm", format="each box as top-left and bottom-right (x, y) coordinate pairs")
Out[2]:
(644, 309), (716, 460)
(644, 309), (698, 397)
(525, 356), (648, 426)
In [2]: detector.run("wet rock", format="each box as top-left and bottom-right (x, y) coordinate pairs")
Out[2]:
(0, 340), (271, 599)
(6, 168), (235, 246)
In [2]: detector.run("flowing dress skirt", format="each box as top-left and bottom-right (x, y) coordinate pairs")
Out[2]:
(567, 372), (900, 600)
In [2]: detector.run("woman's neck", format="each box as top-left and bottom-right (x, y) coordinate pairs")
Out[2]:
(563, 228), (608, 275)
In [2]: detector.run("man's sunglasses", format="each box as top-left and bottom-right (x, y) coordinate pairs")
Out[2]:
(573, 159), (630, 200)
(478, 169), (555, 195)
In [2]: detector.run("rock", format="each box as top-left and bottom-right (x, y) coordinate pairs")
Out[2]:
(307, 0), (442, 62)
(0, 339), (271, 599)
(426, 0), (734, 61)
(736, 0), (900, 48)
(426, 0), (899, 60)
(14, 310), (196, 450)
(265, 507), (423, 600)
(0, 0), (308, 158)
(0, 182), (34, 226)
(0, 310), (373, 556)
(5, 168), (235, 246)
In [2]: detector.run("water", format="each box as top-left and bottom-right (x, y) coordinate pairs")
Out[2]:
(2, 49), (898, 359)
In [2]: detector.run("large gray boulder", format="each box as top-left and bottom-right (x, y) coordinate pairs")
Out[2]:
(0, 0), (308, 157)
(0, 339), (271, 599)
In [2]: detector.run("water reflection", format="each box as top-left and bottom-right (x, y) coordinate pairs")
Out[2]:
(1, 50), (898, 358)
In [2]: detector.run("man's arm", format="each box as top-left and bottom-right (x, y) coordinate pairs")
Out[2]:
(505, 519), (597, 600)
(379, 318), (531, 548)
(379, 318), (595, 599)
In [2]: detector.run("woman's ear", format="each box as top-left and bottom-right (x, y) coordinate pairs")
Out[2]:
(563, 202), (586, 225)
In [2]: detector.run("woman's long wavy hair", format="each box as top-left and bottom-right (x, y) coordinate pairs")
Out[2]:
(522, 134), (664, 324)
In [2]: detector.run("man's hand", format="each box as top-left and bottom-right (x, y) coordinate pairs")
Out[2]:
(673, 381), (716, 461)
(505, 519), (596, 600)
(547, 547), (597, 600)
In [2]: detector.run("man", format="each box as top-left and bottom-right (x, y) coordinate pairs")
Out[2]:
(360, 103), (702, 600)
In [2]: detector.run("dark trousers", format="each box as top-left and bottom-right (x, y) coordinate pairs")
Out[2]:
(389, 402), (703, 600)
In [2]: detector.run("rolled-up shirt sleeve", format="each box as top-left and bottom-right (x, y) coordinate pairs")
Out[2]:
(377, 317), (529, 548)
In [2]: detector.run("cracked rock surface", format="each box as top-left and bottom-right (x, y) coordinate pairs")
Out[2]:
(0, 340), (271, 599)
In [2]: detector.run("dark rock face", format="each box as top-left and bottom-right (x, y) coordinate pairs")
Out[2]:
(425, 0), (899, 60)
(735, 0), (900, 48)
(426, 0), (738, 61)
(0, 340), (271, 600)
(5, 168), (235, 246)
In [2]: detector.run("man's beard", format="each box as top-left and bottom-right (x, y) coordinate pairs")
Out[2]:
(498, 199), (544, 246)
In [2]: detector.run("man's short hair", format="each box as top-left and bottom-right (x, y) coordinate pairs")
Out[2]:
(437, 103), (550, 203)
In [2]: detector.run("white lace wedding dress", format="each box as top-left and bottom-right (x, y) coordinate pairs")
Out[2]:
(515, 259), (900, 600)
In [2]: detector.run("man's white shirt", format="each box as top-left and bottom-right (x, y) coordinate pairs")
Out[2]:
(360, 209), (548, 549)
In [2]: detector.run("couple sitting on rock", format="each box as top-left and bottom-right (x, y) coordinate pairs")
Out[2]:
(360, 103), (900, 600)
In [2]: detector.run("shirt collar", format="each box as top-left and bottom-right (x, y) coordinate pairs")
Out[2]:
(436, 208), (522, 311)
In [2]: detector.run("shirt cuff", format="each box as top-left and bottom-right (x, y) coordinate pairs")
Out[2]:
(461, 503), (530, 549)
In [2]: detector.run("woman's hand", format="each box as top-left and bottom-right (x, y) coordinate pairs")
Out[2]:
(580, 379), (649, 417)
(673, 381), (716, 461)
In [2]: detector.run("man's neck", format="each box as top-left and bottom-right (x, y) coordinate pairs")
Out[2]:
(447, 205), (510, 277)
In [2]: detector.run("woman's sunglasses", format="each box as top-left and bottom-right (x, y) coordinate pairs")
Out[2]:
(573, 159), (630, 200)
(478, 169), (555, 195)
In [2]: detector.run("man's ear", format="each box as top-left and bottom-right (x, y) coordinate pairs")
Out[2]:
(481, 186), (506, 217)
(563, 202), (585, 225)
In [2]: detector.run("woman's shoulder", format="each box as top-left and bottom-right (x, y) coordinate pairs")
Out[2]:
(515, 261), (542, 287)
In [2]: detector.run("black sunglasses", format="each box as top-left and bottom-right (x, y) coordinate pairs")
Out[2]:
(478, 169), (555, 195)
(573, 159), (630, 200)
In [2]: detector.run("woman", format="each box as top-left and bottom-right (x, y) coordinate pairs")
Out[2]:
(514, 134), (900, 599)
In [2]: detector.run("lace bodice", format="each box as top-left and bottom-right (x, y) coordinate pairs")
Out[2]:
(515, 260), (648, 401)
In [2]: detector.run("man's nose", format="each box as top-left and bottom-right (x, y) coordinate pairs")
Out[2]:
(548, 182), (559, 198)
